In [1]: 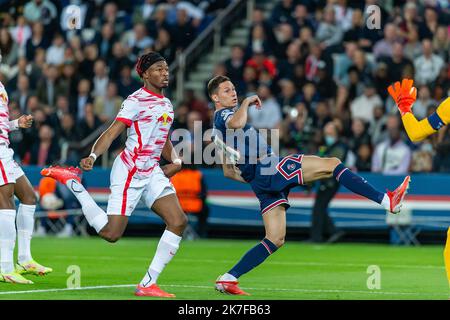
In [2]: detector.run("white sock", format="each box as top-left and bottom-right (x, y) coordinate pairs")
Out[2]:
(17, 204), (35, 264)
(0, 210), (17, 273)
(381, 193), (390, 210)
(220, 273), (237, 282)
(65, 179), (108, 233)
(140, 230), (182, 287)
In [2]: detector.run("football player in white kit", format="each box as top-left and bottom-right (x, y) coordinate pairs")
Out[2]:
(42, 52), (187, 297)
(0, 81), (52, 285)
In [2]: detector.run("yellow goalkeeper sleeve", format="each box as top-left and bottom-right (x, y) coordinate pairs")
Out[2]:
(401, 97), (450, 142)
(445, 228), (450, 287)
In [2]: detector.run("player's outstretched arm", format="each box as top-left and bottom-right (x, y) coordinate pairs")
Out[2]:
(388, 79), (448, 142)
(227, 95), (262, 129)
(80, 120), (127, 171)
(8, 114), (33, 131)
(219, 149), (246, 183)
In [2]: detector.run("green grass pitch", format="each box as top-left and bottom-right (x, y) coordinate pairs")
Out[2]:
(0, 237), (448, 300)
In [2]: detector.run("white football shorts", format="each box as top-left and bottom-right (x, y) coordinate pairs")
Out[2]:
(106, 156), (175, 216)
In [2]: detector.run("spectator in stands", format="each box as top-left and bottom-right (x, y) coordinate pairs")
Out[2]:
(308, 121), (348, 243)
(9, 16), (31, 55)
(117, 64), (140, 99)
(45, 33), (65, 66)
(92, 59), (109, 99)
(95, 23), (117, 61)
(373, 23), (398, 59)
(224, 45), (246, 95)
(0, 28), (19, 66)
(350, 81), (382, 123)
(60, 60), (80, 98)
(246, 50), (277, 81)
(355, 143), (372, 172)
(369, 105), (388, 146)
(277, 79), (301, 116)
(334, 41), (359, 85)
(30, 124), (60, 166)
(153, 28), (176, 65)
(281, 102), (315, 154)
(36, 64), (64, 108)
(413, 85), (437, 120)
(123, 22), (154, 62)
(108, 42), (132, 81)
(414, 38), (445, 86)
(184, 89), (210, 124)
(277, 41), (301, 80)
(171, 8), (196, 51)
(315, 61), (337, 101)
(315, 5), (343, 52)
(78, 43), (98, 79)
(11, 74), (32, 113)
(100, 2), (128, 35)
(432, 25), (449, 62)
(372, 115), (411, 175)
(23, 0), (57, 27)
(70, 78), (92, 121)
(342, 8), (364, 43)
(270, 0), (295, 26)
(78, 103), (102, 138)
(248, 84), (281, 130)
(247, 23), (272, 58)
(94, 82), (123, 122)
(403, 25), (423, 61)
(348, 118), (371, 154)
(272, 22), (294, 59)
(373, 62), (390, 101)
(25, 22), (49, 61)
(383, 42), (413, 83)
(291, 4), (316, 37)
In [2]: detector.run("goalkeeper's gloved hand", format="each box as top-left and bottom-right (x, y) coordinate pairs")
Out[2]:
(387, 78), (417, 116)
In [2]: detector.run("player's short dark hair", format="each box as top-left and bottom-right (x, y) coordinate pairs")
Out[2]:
(207, 75), (230, 99)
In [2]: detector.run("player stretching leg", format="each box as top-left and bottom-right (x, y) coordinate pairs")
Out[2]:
(208, 76), (411, 295)
(41, 52), (187, 297)
(0, 82), (52, 284)
(387, 78), (450, 291)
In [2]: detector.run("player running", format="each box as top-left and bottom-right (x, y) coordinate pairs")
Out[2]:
(208, 75), (411, 295)
(41, 52), (187, 297)
(0, 81), (52, 285)
(387, 78), (450, 291)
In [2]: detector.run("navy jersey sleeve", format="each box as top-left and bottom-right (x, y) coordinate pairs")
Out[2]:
(215, 108), (234, 129)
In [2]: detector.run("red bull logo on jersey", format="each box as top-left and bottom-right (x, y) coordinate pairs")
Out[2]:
(157, 113), (173, 125)
(0, 92), (7, 104)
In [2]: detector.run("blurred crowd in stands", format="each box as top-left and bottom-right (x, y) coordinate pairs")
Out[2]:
(206, 0), (449, 174)
(0, 0), (229, 166)
(0, 0), (449, 174)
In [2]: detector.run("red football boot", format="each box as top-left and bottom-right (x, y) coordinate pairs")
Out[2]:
(41, 166), (82, 184)
(387, 176), (411, 214)
(215, 276), (250, 296)
(134, 284), (175, 298)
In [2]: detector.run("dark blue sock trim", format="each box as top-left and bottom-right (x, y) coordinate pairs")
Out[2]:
(333, 163), (346, 179)
(261, 238), (278, 253)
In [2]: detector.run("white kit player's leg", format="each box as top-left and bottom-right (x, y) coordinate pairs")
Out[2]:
(16, 204), (35, 264)
(65, 179), (108, 233)
(140, 229), (182, 287)
(0, 210), (16, 274)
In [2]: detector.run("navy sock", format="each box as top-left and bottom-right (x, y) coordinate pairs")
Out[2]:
(228, 238), (278, 279)
(333, 163), (384, 204)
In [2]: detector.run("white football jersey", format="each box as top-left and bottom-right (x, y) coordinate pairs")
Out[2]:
(116, 87), (174, 176)
(0, 81), (11, 146)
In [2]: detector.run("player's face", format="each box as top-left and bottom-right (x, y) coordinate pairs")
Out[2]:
(144, 61), (169, 88)
(215, 81), (238, 107)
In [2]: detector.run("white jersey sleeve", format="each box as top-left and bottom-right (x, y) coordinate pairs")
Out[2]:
(115, 98), (139, 127)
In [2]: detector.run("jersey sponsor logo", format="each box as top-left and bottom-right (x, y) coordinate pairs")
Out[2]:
(0, 92), (8, 104)
(157, 112), (173, 125)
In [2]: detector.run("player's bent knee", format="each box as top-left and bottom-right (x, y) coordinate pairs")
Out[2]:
(167, 214), (188, 232)
(21, 193), (37, 205)
(101, 230), (123, 243)
(266, 235), (285, 248)
(327, 157), (342, 172)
